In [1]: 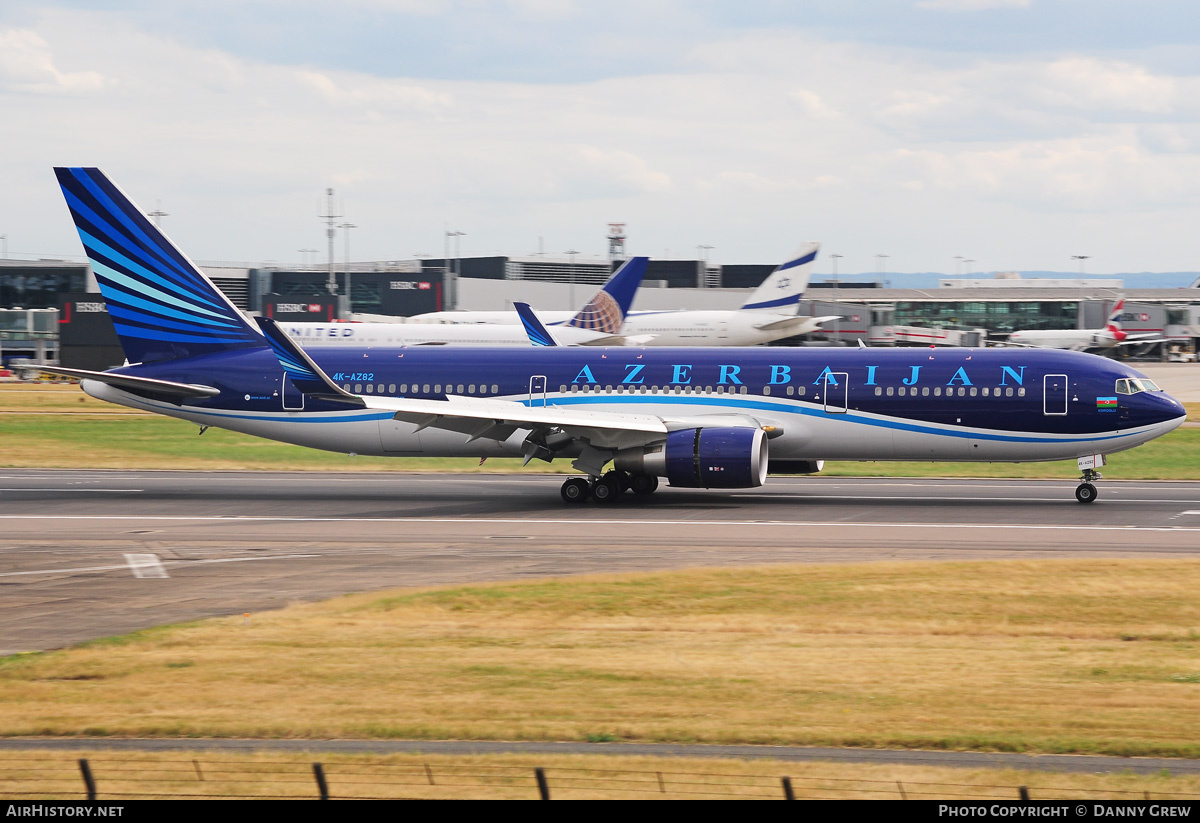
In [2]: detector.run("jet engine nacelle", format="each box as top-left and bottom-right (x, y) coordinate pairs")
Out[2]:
(615, 427), (768, 488)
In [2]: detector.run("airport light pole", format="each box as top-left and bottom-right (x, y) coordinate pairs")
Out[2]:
(1071, 255), (1090, 275)
(830, 253), (843, 345)
(320, 188), (343, 296)
(964, 258), (975, 275)
(564, 249), (580, 308)
(954, 255), (964, 276)
(148, 201), (169, 228)
(696, 244), (713, 288)
(0, 234), (6, 259)
(444, 230), (465, 309)
(875, 253), (889, 276)
(298, 248), (318, 268)
(339, 223), (356, 315)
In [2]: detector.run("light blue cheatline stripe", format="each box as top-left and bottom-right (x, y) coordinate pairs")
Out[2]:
(526, 393), (1149, 445)
(146, 390), (1164, 444)
(79, 229), (228, 318)
(62, 187), (217, 307)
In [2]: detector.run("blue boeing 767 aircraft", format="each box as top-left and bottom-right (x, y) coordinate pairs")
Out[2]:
(46, 167), (1186, 504)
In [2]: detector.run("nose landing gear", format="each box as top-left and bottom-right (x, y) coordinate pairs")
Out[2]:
(1075, 467), (1102, 504)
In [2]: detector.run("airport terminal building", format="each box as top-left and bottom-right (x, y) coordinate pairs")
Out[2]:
(2, 254), (1199, 370)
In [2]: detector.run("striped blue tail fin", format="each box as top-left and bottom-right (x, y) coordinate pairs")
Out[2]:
(54, 167), (264, 364)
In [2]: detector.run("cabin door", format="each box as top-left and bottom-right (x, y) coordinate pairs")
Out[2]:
(529, 375), (547, 407)
(1043, 373), (1068, 416)
(823, 372), (849, 413)
(282, 374), (304, 410)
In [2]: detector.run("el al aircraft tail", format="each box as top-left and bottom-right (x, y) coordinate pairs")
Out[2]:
(741, 242), (821, 311)
(54, 167), (264, 364)
(563, 256), (648, 334)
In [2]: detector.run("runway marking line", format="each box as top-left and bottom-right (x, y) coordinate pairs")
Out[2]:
(1, 514), (1199, 534)
(0, 553), (320, 579)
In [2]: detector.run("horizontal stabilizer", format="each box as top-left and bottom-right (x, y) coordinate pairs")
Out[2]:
(35, 366), (220, 398)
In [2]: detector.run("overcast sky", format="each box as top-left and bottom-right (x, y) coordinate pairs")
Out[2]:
(4, 0), (1200, 274)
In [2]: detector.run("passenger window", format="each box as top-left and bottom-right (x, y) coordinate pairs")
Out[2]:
(1018, 387), (1026, 397)
(969, 387), (977, 397)
(875, 387), (882, 396)
(469, 385), (476, 394)
(763, 386), (771, 395)
(389, 384), (396, 394)
(898, 387), (906, 396)
(457, 384), (464, 394)
(1006, 387), (1014, 397)
(886, 386), (894, 396)
(365, 384), (374, 393)
(922, 387), (929, 396)
(787, 386), (795, 396)
(422, 384), (430, 393)
(559, 385), (567, 393)
(491, 384), (499, 394)
(958, 387), (966, 397)
(797, 386), (805, 397)
(343, 384), (351, 391)
(354, 384), (362, 393)
(740, 386), (748, 394)
(400, 384), (407, 393)
(934, 387), (941, 396)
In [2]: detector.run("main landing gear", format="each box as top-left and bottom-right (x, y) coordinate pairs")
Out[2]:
(560, 470), (659, 505)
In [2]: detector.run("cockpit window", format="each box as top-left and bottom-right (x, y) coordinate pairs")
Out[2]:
(1115, 378), (1163, 395)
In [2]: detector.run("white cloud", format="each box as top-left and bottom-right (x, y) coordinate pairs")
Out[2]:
(0, 28), (108, 94)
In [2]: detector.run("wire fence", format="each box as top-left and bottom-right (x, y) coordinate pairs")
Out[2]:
(3, 754), (1200, 800)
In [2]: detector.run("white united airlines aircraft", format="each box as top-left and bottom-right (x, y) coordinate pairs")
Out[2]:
(1005, 299), (1164, 351)
(283, 257), (648, 348)
(405, 243), (839, 347)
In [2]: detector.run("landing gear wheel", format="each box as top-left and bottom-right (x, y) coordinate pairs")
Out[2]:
(591, 476), (622, 504)
(630, 473), (659, 495)
(1075, 482), (1098, 504)
(560, 477), (591, 504)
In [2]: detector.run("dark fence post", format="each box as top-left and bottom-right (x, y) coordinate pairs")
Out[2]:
(657, 771), (665, 793)
(535, 767), (550, 800)
(782, 776), (795, 800)
(193, 759), (204, 781)
(78, 759), (96, 802)
(897, 780), (908, 800)
(425, 762), (435, 786)
(1019, 786), (1030, 801)
(313, 762), (329, 800)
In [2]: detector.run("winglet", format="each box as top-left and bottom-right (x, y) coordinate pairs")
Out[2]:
(741, 242), (821, 311)
(254, 317), (363, 404)
(513, 302), (559, 346)
(563, 256), (648, 333)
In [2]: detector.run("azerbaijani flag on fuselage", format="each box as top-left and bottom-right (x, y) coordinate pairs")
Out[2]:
(1097, 396), (1118, 412)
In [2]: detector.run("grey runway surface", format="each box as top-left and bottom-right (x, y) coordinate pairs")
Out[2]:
(3, 469), (1200, 653)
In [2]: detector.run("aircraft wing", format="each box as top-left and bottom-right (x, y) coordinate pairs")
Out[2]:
(1116, 334), (1166, 346)
(254, 316), (667, 452)
(363, 393), (668, 450)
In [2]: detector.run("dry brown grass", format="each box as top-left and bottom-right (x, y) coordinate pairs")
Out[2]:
(1, 750), (1198, 800)
(2, 561), (1200, 756)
